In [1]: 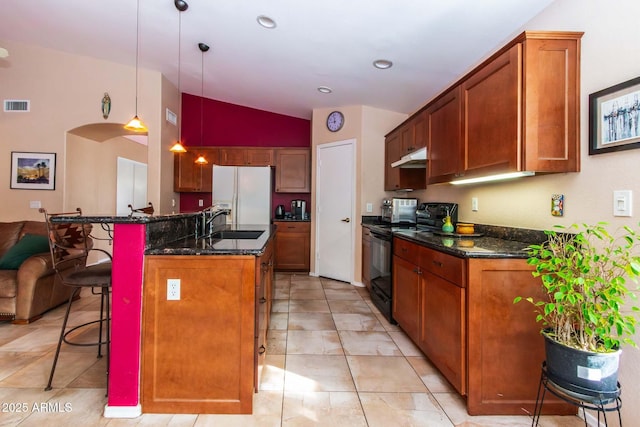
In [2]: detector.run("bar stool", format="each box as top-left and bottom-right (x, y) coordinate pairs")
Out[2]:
(532, 362), (622, 426)
(40, 208), (112, 394)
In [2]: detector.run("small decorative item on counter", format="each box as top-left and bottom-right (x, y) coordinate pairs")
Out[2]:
(442, 215), (454, 233)
(456, 223), (475, 234)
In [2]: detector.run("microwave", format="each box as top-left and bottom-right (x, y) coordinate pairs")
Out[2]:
(381, 198), (418, 224)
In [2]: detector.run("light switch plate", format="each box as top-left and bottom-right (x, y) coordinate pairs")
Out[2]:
(613, 190), (632, 217)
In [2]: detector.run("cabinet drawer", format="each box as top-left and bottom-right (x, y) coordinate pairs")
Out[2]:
(274, 221), (310, 233)
(421, 247), (465, 286)
(393, 237), (421, 266)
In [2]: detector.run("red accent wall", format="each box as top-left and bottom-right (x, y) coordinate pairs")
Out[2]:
(179, 94), (311, 215)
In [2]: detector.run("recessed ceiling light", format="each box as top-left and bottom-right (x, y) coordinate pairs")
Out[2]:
(257, 15), (277, 29)
(317, 86), (332, 94)
(373, 59), (393, 69)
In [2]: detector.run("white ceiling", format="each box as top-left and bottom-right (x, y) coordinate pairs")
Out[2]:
(0, 0), (556, 119)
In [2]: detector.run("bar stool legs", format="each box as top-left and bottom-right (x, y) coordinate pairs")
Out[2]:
(532, 362), (622, 427)
(45, 286), (111, 394)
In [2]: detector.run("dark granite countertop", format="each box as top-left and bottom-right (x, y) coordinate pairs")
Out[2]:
(49, 212), (196, 224)
(146, 223), (276, 256)
(362, 221), (542, 259)
(392, 229), (532, 259)
(273, 217), (310, 222)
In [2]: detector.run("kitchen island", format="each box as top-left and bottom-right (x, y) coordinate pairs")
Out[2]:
(362, 222), (574, 416)
(50, 212), (276, 417)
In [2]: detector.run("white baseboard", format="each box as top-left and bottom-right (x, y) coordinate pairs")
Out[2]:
(103, 404), (142, 418)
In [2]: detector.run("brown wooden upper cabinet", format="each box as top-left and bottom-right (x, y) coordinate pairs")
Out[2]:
(384, 125), (427, 191)
(275, 148), (310, 193)
(401, 111), (427, 155)
(173, 147), (218, 192)
(426, 87), (462, 185)
(426, 31), (582, 184)
(218, 147), (274, 166)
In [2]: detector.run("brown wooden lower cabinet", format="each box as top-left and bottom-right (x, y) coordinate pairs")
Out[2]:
(392, 236), (574, 416)
(466, 258), (575, 416)
(141, 247), (274, 414)
(274, 221), (310, 271)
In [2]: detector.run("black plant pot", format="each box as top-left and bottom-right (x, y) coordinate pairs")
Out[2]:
(543, 331), (621, 396)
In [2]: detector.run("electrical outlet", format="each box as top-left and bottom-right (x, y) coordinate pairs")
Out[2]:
(167, 279), (180, 301)
(366, 203), (373, 213)
(471, 197), (479, 212)
(29, 200), (41, 209)
(198, 199), (204, 207)
(171, 198), (176, 207)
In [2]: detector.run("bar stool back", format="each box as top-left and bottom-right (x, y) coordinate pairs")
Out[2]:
(40, 208), (112, 394)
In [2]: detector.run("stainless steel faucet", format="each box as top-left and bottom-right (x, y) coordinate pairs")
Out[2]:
(198, 206), (229, 238)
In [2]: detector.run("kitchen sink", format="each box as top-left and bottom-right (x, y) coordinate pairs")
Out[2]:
(210, 230), (264, 239)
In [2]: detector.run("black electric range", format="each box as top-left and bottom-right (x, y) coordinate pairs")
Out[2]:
(367, 202), (457, 324)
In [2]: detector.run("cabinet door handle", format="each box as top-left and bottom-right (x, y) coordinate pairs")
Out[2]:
(341, 218), (350, 223)
(432, 260), (443, 268)
(259, 297), (267, 304)
(413, 268), (422, 275)
(258, 345), (266, 355)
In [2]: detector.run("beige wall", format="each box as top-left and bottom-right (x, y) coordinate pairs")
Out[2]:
(328, 0), (640, 422)
(0, 40), (178, 221)
(311, 105), (407, 283)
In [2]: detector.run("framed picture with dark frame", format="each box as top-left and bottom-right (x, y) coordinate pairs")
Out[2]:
(10, 151), (57, 190)
(589, 76), (640, 155)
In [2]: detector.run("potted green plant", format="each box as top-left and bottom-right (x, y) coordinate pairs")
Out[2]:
(514, 222), (640, 395)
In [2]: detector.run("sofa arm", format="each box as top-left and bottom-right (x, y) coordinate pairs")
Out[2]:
(16, 253), (54, 283)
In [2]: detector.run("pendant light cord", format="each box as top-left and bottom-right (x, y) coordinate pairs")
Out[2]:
(134, 0), (140, 115)
(198, 42), (209, 144)
(177, 9), (182, 142)
(200, 48), (204, 144)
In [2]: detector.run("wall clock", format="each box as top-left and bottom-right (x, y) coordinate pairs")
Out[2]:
(326, 110), (344, 132)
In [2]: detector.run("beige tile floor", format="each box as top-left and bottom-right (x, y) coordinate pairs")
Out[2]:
(0, 273), (585, 426)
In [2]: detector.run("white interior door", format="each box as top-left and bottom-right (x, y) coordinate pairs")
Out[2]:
(316, 139), (355, 283)
(116, 157), (147, 215)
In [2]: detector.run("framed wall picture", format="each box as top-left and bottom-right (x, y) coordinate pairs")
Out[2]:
(589, 76), (640, 155)
(10, 152), (57, 190)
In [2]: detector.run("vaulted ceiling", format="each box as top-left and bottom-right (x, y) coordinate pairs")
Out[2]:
(0, 0), (555, 118)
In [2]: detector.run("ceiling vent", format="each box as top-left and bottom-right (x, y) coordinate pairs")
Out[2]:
(4, 100), (30, 112)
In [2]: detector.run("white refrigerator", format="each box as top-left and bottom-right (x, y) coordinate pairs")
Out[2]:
(212, 165), (272, 225)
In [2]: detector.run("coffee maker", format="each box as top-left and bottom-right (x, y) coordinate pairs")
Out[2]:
(291, 200), (307, 219)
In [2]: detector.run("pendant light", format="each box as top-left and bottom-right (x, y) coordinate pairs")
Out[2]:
(194, 42), (210, 164)
(169, 0), (188, 152)
(124, 0), (148, 132)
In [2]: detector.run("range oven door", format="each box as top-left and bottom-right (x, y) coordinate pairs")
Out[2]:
(369, 230), (395, 323)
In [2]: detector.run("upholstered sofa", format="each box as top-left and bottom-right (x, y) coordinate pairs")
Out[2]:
(0, 221), (77, 323)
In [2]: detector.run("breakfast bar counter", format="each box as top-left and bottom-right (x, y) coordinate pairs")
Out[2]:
(50, 212), (275, 417)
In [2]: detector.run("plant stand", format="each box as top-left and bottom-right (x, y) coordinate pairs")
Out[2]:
(532, 362), (622, 427)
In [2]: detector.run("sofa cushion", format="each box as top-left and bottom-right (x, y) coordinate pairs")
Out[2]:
(0, 234), (51, 270)
(0, 222), (25, 259)
(21, 221), (47, 239)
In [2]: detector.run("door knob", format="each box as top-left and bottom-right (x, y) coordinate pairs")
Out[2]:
(341, 218), (350, 223)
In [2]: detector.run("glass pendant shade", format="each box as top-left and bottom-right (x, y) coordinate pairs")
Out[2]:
(124, 115), (147, 132)
(169, 142), (187, 153)
(195, 155), (208, 165)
